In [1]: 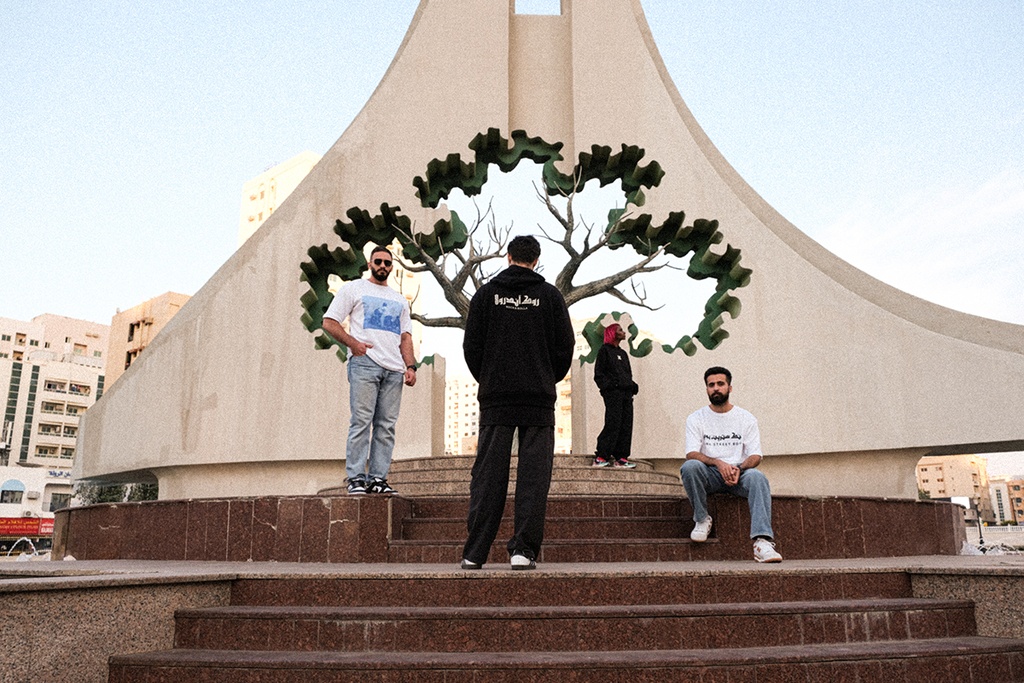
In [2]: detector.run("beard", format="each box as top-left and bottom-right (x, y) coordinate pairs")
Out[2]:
(709, 390), (730, 406)
(370, 267), (389, 283)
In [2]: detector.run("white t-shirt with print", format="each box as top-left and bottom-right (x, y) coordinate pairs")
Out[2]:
(685, 405), (762, 466)
(323, 278), (412, 373)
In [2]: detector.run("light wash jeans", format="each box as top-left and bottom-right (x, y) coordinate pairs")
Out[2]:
(345, 355), (404, 482)
(680, 460), (775, 539)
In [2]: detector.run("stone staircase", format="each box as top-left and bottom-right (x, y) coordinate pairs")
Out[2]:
(108, 569), (1024, 681)
(381, 454), (684, 497)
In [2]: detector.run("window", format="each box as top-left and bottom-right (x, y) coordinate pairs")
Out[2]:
(38, 423), (61, 436)
(0, 490), (22, 504)
(68, 383), (90, 396)
(65, 405), (83, 416)
(61, 447), (75, 458)
(0, 353), (7, 359)
(29, 339), (39, 346)
(44, 342), (50, 348)
(62, 426), (77, 438)
(65, 337), (71, 343)
(73, 343), (87, 355)
(0, 480), (25, 504)
(44, 380), (67, 393)
(41, 402), (64, 414)
(35, 445), (58, 457)
(49, 493), (72, 512)
(93, 350), (102, 358)
(15, 333), (26, 345)
(1, 334), (10, 341)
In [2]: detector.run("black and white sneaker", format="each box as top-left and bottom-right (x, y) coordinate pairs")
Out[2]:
(367, 477), (397, 495)
(510, 553), (536, 570)
(347, 478), (368, 496)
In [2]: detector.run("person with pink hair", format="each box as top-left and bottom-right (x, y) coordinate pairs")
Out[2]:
(592, 322), (638, 468)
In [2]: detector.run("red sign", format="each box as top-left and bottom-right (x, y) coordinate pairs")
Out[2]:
(39, 519), (54, 535)
(0, 517), (42, 536)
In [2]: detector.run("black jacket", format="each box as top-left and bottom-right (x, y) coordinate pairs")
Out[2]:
(463, 265), (574, 426)
(594, 343), (636, 396)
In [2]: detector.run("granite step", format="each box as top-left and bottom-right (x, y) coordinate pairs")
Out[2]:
(404, 496), (688, 519)
(173, 598), (977, 652)
(389, 537), (713, 564)
(399, 515), (690, 541)
(227, 571), (915, 608)
(107, 637), (1024, 682)
(376, 454), (686, 498)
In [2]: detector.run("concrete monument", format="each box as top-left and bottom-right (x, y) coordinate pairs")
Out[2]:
(78, 0), (1024, 500)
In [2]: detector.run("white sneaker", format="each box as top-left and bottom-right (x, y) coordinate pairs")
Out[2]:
(690, 516), (712, 542)
(753, 538), (782, 563)
(510, 553), (536, 570)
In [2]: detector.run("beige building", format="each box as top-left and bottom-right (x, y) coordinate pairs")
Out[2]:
(1004, 478), (1024, 524)
(0, 315), (108, 532)
(445, 375), (479, 455)
(105, 293), (191, 386)
(239, 151), (322, 246)
(917, 455), (993, 521)
(990, 477), (1018, 525)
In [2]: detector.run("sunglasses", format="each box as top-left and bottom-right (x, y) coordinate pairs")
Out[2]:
(373, 258), (393, 267)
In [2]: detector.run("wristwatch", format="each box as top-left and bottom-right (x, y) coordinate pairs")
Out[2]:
(407, 365), (417, 371)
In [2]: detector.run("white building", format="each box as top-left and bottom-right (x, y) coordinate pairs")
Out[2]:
(990, 477), (1016, 525)
(0, 314), (109, 546)
(445, 375), (479, 455)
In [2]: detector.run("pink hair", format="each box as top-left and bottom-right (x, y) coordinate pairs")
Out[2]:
(603, 323), (622, 345)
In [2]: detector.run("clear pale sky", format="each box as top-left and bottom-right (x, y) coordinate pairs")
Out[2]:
(2, 2), (1021, 473)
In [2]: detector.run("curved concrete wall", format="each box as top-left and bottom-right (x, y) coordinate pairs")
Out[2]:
(78, 0), (1023, 499)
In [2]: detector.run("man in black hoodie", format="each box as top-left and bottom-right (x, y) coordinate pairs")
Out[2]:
(461, 235), (575, 570)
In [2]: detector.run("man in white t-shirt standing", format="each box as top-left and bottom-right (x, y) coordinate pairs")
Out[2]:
(322, 245), (417, 496)
(681, 366), (782, 563)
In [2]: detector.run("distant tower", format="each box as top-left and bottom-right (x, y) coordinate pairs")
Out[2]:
(238, 151), (322, 246)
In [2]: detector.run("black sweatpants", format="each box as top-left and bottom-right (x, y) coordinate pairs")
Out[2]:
(462, 424), (555, 564)
(595, 391), (633, 460)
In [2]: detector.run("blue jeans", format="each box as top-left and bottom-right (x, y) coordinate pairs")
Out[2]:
(345, 355), (404, 482)
(680, 460), (774, 539)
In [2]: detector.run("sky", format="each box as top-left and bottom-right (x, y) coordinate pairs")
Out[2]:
(2, 2), (1022, 472)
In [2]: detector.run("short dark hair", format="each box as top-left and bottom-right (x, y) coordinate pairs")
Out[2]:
(704, 366), (732, 384)
(508, 235), (541, 265)
(370, 245), (392, 258)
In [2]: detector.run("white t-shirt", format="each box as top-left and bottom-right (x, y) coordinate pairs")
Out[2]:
(323, 278), (412, 372)
(685, 405), (762, 466)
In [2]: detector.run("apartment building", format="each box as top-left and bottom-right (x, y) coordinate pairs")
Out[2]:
(105, 292), (190, 386)
(1005, 478), (1024, 524)
(0, 314), (108, 546)
(445, 375), (480, 455)
(990, 477), (1018, 525)
(917, 454), (994, 521)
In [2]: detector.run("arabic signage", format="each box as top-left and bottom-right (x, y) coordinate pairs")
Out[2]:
(0, 517), (54, 537)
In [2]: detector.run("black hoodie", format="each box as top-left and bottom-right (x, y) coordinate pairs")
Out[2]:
(463, 265), (575, 426)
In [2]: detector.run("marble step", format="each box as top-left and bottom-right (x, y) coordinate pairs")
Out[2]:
(108, 637), (1024, 682)
(365, 454), (686, 498)
(172, 598), (977, 652)
(227, 571), (915, 608)
(398, 514), (691, 541)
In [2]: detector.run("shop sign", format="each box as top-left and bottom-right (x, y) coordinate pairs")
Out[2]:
(0, 517), (42, 536)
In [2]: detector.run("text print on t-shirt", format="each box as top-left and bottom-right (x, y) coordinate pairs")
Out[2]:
(362, 296), (404, 334)
(495, 294), (540, 310)
(705, 431), (742, 446)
